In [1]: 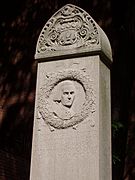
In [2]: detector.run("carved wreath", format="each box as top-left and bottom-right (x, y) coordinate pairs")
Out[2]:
(38, 69), (96, 129)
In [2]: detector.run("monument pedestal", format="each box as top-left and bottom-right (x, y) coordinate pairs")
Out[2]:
(30, 4), (112, 180)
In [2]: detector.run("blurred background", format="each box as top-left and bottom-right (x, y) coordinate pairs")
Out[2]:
(0, 0), (135, 179)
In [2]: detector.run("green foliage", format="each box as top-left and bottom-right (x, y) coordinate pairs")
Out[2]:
(112, 120), (124, 165)
(112, 120), (124, 137)
(112, 154), (121, 165)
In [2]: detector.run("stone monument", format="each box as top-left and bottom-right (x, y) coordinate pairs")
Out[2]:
(30, 4), (112, 180)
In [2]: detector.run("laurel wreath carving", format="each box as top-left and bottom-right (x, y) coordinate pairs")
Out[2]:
(38, 69), (96, 129)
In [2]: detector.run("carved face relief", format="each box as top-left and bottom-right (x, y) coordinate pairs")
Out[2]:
(38, 69), (96, 130)
(60, 81), (76, 108)
(51, 80), (77, 121)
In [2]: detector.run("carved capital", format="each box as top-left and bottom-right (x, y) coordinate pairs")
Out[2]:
(36, 4), (99, 54)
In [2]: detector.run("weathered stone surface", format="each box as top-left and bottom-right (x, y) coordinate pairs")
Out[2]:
(36, 4), (99, 55)
(38, 68), (95, 130)
(30, 4), (112, 180)
(35, 4), (112, 64)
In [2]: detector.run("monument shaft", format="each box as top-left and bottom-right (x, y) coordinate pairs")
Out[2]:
(30, 4), (112, 180)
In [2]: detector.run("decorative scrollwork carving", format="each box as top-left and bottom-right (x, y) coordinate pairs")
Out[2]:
(38, 69), (96, 130)
(36, 4), (99, 54)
